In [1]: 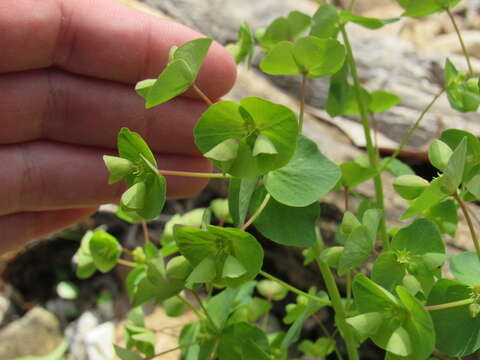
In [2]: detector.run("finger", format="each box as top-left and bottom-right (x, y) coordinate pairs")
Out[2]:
(0, 207), (97, 255)
(0, 69), (206, 155)
(1, 141), (211, 215)
(0, 0), (236, 100)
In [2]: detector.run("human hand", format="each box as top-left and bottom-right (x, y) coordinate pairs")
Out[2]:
(0, 0), (236, 254)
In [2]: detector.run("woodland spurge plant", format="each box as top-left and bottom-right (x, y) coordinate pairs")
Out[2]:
(73, 1), (480, 359)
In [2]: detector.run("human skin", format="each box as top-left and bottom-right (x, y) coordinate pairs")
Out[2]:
(0, 0), (237, 254)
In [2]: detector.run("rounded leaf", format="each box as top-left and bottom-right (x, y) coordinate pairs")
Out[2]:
(89, 231), (122, 273)
(194, 98), (298, 177)
(393, 175), (429, 200)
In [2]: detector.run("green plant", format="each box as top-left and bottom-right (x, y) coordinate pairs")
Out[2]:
(73, 1), (480, 359)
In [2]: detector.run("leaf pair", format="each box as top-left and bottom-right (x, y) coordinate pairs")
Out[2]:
(135, 38), (212, 108)
(194, 97), (298, 177)
(227, 23), (255, 67)
(74, 230), (122, 278)
(260, 36), (346, 78)
(174, 225), (263, 287)
(396, 0), (461, 17)
(104, 128), (166, 221)
(444, 58), (480, 113)
(257, 11), (311, 49)
(372, 219), (445, 296)
(350, 275), (435, 359)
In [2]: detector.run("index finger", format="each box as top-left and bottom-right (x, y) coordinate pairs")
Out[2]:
(0, 0), (236, 99)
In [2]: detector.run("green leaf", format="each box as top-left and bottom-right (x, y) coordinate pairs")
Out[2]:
(393, 174), (429, 200)
(401, 176), (448, 219)
(346, 312), (384, 338)
(310, 4), (340, 39)
(440, 129), (480, 183)
(260, 37), (346, 78)
(338, 225), (373, 274)
(344, 86), (372, 115)
(143, 59), (193, 108)
(386, 326), (412, 356)
(227, 23), (255, 67)
(210, 198), (232, 223)
(194, 98), (298, 177)
(135, 79), (155, 98)
(121, 181), (146, 210)
(341, 160), (377, 188)
(319, 246), (344, 269)
(228, 177), (259, 227)
(114, 345), (143, 360)
(251, 186), (319, 247)
(117, 128), (156, 167)
(326, 61), (350, 117)
(140, 38), (212, 108)
(427, 279), (479, 356)
(281, 302), (318, 349)
(103, 156), (134, 184)
(444, 59), (480, 112)
(392, 218), (445, 255)
(187, 257), (217, 283)
(368, 90), (401, 113)
(372, 252), (406, 293)
(56, 281), (79, 300)
(424, 199), (458, 237)
(466, 174), (480, 200)
(396, 286), (435, 360)
(257, 280), (288, 301)
(428, 139), (453, 171)
(164, 295), (185, 317)
(174, 225), (263, 287)
(353, 274), (399, 313)
(89, 231), (121, 273)
(441, 136), (467, 194)
(450, 252), (480, 286)
(218, 322), (271, 360)
(287, 11), (311, 38)
(398, 0), (460, 17)
(340, 12), (400, 30)
(258, 18), (291, 48)
(75, 231), (96, 279)
(265, 135), (341, 207)
(222, 255), (248, 278)
(298, 338), (335, 357)
(252, 134), (278, 156)
(204, 138), (239, 161)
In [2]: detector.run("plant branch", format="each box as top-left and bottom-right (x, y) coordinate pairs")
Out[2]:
(424, 298), (474, 311)
(141, 219), (150, 244)
(117, 259), (137, 268)
(382, 89), (444, 170)
(313, 314), (345, 360)
(259, 270), (331, 305)
(193, 84), (213, 106)
(316, 258), (359, 360)
(192, 291), (219, 333)
(159, 169), (232, 179)
(145, 341), (202, 359)
(341, 24), (388, 250)
(176, 294), (205, 321)
(241, 194), (271, 231)
(299, 75), (308, 131)
(446, 8), (474, 77)
(453, 192), (480, 260)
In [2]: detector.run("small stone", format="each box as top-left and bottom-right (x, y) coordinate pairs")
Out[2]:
(85, 322), (115, 360)
(66, 311), (100, 360)
(0, 307), (63, 359)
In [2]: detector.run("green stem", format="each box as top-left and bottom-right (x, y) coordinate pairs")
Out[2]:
(340, 25), (388, 250)
(259, 270), (331, 305)
(299, 75), (308, 131)
(145, 341), (203, 359)
(241, 194), (271, 230)
(141, 219), (150, 244)
(382, 89), (444, 171)
(117, 259), (137, 268)
(453, 192), (480, 260)
(176, 294), (205, 321)
(193, 84), (214, 106)
(424, 298), (474, 311)
(316, 259), (359, 360)
(192, 291), (219, 333)
(446, 8), (474, 77)
(159, 169), (232, 179)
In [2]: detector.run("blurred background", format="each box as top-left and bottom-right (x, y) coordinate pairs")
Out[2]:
(1, 0), (480, 359)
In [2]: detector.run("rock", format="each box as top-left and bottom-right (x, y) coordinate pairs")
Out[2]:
(85, 322), (115, 360)
(0, 307), (63, 359)
(430, 30), (480, 59)
(0, 296), (12, 328)
(66, 311), (100, 360)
